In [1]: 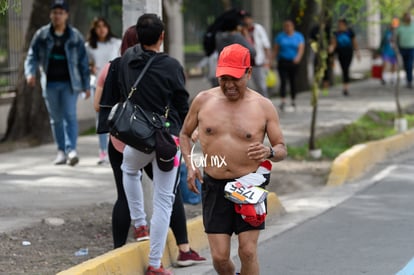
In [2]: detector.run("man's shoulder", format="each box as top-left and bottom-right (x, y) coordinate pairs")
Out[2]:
(34, 24), (51, 39)
(194, 87), (219, 102)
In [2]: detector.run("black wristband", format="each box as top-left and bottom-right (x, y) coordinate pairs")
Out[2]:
(267, 146), (275, 159)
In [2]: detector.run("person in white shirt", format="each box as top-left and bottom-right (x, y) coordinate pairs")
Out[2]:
(85, 17), (121, 164)
(242, 11), (272, 98)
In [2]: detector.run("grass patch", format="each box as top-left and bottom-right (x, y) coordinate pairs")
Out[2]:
(80, 126), (96, 136)
(288, 110), (414, 160)
(184, 44), (203, 54)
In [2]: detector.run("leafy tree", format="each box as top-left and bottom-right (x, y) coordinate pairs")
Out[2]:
(302, 0), (412, 154)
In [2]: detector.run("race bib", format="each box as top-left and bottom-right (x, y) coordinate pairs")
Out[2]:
(224, 181), (268, 204)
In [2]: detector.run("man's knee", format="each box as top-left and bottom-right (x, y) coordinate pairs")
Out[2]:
(212, 254), (233, 274)
(238, 242), (257, 263)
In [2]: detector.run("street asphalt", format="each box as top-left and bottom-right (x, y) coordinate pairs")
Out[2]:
(174, 144), (414, 275)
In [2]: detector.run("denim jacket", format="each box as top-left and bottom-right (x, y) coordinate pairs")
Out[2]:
(24, 23), (90, 93)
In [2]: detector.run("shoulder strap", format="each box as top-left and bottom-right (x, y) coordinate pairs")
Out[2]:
(127, 54), (158, 99)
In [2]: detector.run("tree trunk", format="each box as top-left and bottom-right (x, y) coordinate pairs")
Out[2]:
(3, 0), (81, 145)
(163, 0), (184, 65)
(290, 0), (318, 92)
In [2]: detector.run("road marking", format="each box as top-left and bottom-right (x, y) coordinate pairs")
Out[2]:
(396, 256), (414, 275)
(371, 165), (397, 183)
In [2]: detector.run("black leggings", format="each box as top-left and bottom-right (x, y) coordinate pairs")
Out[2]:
(108, 139), (130, 248)
(337, 48), (353, 84)
(108, 139), (188, 248)
(277, 59), (299, 100)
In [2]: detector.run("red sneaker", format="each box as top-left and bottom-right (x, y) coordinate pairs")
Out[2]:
(145, 265), (173, 275)
(134, 225), (149, 242)
(176, 248), (206, 267)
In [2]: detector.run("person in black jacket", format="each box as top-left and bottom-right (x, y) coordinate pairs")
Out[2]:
(118, 14), (189, 275)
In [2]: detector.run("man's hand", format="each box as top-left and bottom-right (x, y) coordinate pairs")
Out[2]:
(187, 166), (203, 194)
(82, 90), (91, 100)
(247, 142), (269, 161)
(26, 76), (36, 87)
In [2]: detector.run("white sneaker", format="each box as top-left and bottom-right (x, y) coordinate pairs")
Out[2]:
(67, 150), (79, 166)
(54, 150), (66, 165)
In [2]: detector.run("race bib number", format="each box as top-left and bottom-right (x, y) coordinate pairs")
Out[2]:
(224, 181), (268, 204)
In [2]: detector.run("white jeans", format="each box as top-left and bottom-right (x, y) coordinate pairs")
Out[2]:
(121, 145), (181, 268)
(250, 65), (268, 98)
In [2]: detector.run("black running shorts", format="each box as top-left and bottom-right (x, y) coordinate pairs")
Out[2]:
(202, 173), (265, 235)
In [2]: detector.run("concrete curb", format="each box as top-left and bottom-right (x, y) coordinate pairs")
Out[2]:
(327, 129), (414, 186)
(57, 192), (285, 275)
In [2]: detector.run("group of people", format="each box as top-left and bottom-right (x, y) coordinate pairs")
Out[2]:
(379, 12), (414, 89)
(200, 9), (365, 114)
(24, 1), (288, 275)
(24, 1), (414, 274)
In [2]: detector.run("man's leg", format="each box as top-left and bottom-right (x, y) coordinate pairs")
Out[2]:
(61, 82), (78, 151)
(238, 230), (261, 275)
(207, 233), (235, 275)
(44, 82), (65, 151)
(406, 48), (414, 85)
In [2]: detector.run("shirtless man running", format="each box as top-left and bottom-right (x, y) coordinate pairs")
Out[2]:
(180, 43), (287, 275)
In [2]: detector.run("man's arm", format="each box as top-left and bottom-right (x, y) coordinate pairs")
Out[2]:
(271, 43), (279, 67)
(179, 92), (206, 193)
(24, 30), (40, 87)
(264, 99), (287, 162)
(76, 30), (91, 96)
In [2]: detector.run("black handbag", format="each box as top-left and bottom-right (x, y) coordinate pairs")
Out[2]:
(107, 54), (167, 154)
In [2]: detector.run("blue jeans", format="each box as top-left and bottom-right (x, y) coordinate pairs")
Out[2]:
(44, 81), (79, 152)
(98, 133), (108, 152)
(399, 48), (414, 84)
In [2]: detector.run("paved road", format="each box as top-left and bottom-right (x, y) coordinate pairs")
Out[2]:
(256, 147), (414, 275)
(173, 147), (414, 275)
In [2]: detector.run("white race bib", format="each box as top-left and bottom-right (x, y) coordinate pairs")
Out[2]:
(224, 181), (268, 204)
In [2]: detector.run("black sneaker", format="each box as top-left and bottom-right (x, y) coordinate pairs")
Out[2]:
(343, 90), (349, 96)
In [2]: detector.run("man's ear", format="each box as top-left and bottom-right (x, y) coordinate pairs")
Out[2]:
(247, 67), (253, 78)
(159, 31), (165, 42)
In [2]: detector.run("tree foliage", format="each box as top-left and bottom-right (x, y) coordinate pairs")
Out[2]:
(0, 0), (20, 14)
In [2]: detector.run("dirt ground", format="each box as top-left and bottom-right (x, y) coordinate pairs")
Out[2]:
(0, 159), (331, 275)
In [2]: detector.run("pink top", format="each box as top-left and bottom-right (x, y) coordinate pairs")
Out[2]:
(99, 62), (125, 153)
(97, 62), (110, 88)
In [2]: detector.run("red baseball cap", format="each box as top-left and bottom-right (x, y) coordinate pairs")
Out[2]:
(216, 44), (251, 78)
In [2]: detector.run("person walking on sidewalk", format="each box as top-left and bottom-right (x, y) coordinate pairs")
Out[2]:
(85, 17), (121, 165)
(241, 11), (272, 98)
(96, 26), (205, 268)
(272, 19), (304, 111)
(24, 0), (90, 166)
(331, 18), (361, 96)
(396, 12), (414, 89)
(117, 14), (189, 275)
(180, 44), (287, 275)
(379, 19), (399, 85)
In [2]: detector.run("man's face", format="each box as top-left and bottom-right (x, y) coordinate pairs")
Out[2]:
(50, 8), (68, 27)
(244, 17), (254, 28)
(218, 70), (250, 101)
